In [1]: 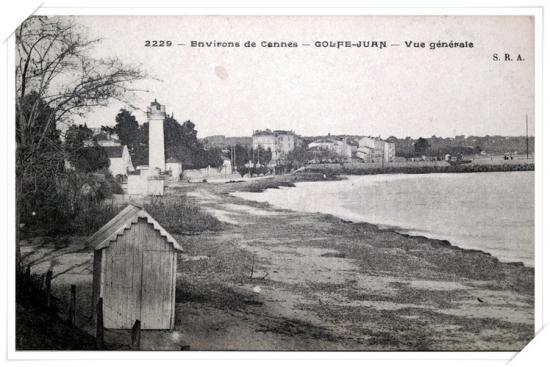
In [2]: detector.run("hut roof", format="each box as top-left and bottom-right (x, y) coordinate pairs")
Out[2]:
(103, 145), (124, 158)
(86, 204), (183, 251)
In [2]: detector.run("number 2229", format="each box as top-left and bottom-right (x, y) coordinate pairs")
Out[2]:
(144, 40), (172, 47)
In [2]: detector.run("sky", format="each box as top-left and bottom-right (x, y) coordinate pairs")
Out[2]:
(71, 15), (534, 139)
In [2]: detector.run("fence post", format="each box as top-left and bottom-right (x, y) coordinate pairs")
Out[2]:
(45, 270), (53, 309)
(96, 298), (104, 350)
(25, 265), (31, 293)
(69, 285), (76, 327)
(131, 320), (141, 350)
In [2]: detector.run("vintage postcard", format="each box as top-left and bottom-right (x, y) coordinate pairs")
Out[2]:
(13, 13), (535, 353)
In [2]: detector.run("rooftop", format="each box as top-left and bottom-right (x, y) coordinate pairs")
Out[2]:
(102, 145), (125, 158)
(253, 129), (296, 136)
(86, 204), (183, 251)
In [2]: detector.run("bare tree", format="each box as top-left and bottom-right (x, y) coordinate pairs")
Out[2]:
(15, 16), (146, 267)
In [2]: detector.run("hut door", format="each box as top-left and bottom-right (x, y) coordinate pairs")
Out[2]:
(103, 253), (137, 329)
(140, 250), (174, 329)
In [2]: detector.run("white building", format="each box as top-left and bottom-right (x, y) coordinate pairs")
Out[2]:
(97, 138), (120, 147)
(103, 145), (135, 177)
(91, 127), (120, 147)
(166, 158), (182, 181)
(252, 129), (300, 162)
(221, 158), (233, 175)
(308, 137), (353, 159)
(357, 137), (395, 163)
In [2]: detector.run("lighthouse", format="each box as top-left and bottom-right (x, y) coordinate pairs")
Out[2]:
(147, 99), (166, 173)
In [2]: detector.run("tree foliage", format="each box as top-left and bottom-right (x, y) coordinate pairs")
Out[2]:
(413, 137), (431, 156)
(229, 144), (274, 176)
(285, 145), (308, 168)
(254, 146), (272, 167)
(64, 124), (109, 172)
(104, 109), (148, 165)
(16, 16), (145, 155)
(107, 110), (224, 169)
(15, 16), (144, 259)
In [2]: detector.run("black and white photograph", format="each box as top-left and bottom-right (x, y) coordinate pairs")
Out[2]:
(9, 10), (540, 355)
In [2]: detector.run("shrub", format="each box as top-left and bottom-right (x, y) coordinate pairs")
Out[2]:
(69, 201), (124, 235)
(20, 170), (124, 237)
(144, 196), (222, 234)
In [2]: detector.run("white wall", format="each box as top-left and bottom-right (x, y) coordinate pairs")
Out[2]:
(166, 162), (182, 180)
(127, 175), (165, 196)
(109, 158), (127, 176)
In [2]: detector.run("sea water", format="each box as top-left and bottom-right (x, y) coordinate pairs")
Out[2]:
(233, 171), (535, 266)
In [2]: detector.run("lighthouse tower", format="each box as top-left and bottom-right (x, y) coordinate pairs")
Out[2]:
(147, 99), (166, 173)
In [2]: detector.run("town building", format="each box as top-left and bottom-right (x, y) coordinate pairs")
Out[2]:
(202, 135), (253, 149)
(90, 127), (120, 147)
(221, 157), (233, 175)
(165, 158), (182, 181)
(96, 137), (120, 147)
(252, 129), (300, 163)
(103, 145), (135, 177)
(357, 136), (395, 163)
(202, 135), (226, 148)
(308, 137), (355, 159)
(63, 143), (135, 178)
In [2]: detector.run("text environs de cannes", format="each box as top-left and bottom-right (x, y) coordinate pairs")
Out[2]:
(189, 40), (475, 49)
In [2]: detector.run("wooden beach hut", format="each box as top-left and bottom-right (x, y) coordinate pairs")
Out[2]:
(88, 204), (183, 330)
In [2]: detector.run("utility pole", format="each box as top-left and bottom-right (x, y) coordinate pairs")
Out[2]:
(526, 114), (529, 160)
(230, 144), (234, 173)
(232, 144), (236, 173)
(233, 144), (237, 173)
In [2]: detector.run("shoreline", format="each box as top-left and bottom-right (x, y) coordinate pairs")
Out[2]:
(17, 174), (534, 351)
(301, 161), (534, 176)
(227, 172), (533, 269)
(235, 186), (527, 268)
(187, 180), (534, 350)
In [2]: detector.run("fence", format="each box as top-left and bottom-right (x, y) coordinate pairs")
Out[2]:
(19, 266), (154, 351)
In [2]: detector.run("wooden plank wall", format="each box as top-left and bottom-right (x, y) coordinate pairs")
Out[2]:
(92, 250), (102, 321)
(140, 219), (174, 329)
(100, 218), (176, 330)
(102, 223), (142, 329)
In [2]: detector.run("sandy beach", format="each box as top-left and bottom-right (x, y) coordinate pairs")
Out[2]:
(19, 177), (534, 351)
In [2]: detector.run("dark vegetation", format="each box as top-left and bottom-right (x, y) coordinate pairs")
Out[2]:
(300, 134), (533, 159)
(144, 196), (222, 234)
(227, 177), (296, 193)
(303, 162), (534, 176)
(16, 17), (224, 246)
(227, 144), (272, 177)
(25, 193), (222, 239)
(16, 303), (100, 350)
(16, 270), (100, 350)
(16, 16), (144, 264)
(103, 108), (224, 169)
(390, 135), (535, 158)
(65, 124), (110, 172)
(20, 169), (123, 238)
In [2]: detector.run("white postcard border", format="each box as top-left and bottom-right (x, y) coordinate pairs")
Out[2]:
(1, 1), (546, 365)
